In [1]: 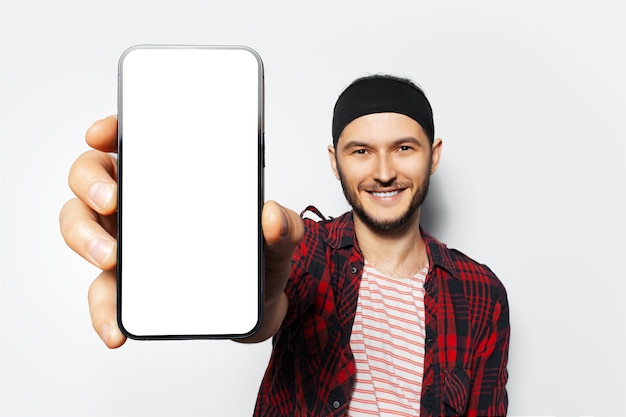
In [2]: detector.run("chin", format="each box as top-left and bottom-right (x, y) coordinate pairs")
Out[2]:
(356, 208), (419, 233)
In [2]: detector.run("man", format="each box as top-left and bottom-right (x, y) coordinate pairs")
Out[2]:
(60, 74), (509, 416)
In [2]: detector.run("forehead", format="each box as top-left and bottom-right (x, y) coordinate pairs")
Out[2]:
(337, 112), (429, 146)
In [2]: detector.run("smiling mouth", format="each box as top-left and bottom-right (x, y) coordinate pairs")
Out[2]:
(371, 190), (401, 198)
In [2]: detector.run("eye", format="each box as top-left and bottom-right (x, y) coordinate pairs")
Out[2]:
(353, 148), (368, 155)
(398, 145), (413, 152)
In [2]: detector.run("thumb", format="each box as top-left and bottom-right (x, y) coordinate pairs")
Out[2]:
(262, 200), (304, 271)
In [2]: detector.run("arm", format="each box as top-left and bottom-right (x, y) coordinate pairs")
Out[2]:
(235, 201), (304, 343)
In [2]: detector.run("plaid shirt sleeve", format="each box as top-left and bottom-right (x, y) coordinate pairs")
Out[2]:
(254, 214), (357, 416)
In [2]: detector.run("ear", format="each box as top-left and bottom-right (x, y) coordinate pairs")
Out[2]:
(327, 144), (340, 180)
(430, 138), (443, 175)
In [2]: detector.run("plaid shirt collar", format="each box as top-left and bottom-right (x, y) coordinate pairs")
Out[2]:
(322, 209), (460, 280)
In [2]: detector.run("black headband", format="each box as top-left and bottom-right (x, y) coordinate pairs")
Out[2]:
(332, 76), (434, 145)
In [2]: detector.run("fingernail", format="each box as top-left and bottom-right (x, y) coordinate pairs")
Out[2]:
(89, 181), (114, 210)
(88, 237), (114, 265)
(100, 324), (111, 344)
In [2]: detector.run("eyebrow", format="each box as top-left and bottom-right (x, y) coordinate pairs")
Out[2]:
(341, 136), (425, 150)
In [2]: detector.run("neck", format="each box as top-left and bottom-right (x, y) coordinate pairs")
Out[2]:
(353, 210), (428, 278)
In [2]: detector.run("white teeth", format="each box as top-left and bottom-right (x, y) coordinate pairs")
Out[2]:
(372, 191), (399, 197)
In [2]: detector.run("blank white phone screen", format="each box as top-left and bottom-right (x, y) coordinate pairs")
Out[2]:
(118, 45), (263, 339)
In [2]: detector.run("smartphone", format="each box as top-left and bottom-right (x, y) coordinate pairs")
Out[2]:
(117, 45), (264, 339)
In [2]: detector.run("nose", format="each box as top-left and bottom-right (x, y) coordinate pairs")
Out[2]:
(372, 153), (396, 184)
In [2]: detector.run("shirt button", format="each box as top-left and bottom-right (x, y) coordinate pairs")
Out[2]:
(344, 312), (350, 319)
(332, 400), (341, 409)
(350, 266), (357, 274)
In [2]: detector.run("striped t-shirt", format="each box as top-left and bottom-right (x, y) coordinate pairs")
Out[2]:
(347, 261), (428, 416)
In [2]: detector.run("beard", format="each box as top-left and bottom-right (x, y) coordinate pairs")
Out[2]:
(336, 162), (430, 234)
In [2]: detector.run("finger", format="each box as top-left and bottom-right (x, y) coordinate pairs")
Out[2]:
(88, 269), (126, 349)
(60, 198), (117, 270)
(68, 150), (117, 215)
(86, 115), (118, 153)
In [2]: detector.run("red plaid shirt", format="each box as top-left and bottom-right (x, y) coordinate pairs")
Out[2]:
(254, 209), (509, 416)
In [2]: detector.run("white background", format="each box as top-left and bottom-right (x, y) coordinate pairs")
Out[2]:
(1, 1), (624, 416)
